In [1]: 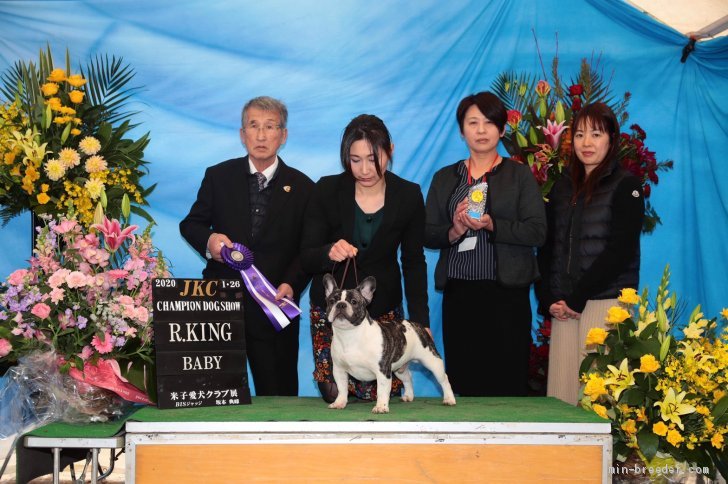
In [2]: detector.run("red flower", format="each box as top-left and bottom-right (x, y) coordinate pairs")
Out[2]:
(507, 109), (522, 129)
(569, 84), (583, 96)
(643, 184), (651, 198)
(571, 97), (582, 111)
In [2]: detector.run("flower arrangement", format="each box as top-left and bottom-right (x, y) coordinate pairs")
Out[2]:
(578, 266), (728, 480)
(0, 213), (169, 403)
(0, 46), (155, 227)
(492, 57), (673, 233)
(528, 316), (551, 395)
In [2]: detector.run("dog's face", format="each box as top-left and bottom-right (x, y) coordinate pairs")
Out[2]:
(323, 274), (376, 329)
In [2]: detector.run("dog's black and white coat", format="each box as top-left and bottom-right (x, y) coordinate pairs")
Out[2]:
(323, 274), (456, 413)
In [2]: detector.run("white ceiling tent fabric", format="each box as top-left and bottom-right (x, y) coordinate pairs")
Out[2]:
(627, 0), (728, 39)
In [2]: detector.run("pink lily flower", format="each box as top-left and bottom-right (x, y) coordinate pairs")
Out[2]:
(540, 119), (568, 149)
(91, 217), (138, 252)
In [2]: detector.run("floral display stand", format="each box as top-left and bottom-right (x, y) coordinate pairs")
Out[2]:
(124, 397), (611, 483)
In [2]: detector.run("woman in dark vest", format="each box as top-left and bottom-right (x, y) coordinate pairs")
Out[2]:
(301, 114), (429, 403)
(537, 102), (644, 405)
(425, 92), (546, 396)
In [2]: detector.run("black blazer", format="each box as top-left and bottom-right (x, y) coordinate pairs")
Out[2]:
(301, 171), (429, 326)
(180, 156), (314, 298)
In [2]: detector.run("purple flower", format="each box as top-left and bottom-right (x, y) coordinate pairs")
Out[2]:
(76, 316), (88, 329)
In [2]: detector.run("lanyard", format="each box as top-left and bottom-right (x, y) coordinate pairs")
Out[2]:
(467, 154), (500, 185)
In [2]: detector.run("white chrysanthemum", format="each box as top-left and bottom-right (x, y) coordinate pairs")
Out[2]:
(84, 179), (105, 200)
(78, 136), (101, 155)
(58, 147), (81, 168)
(84, 155), (108, 174)
(44, 159), (66, 181)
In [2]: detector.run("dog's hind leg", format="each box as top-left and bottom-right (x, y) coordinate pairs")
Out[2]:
(395, 364), (414, 402)
(420, 356), (457, 406)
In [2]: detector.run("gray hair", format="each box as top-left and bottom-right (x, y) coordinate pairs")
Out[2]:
(241, 96), (288, 129)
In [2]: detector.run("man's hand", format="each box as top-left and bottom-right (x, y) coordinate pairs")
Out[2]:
(275, 283), (294, 301)
(207, 233), (233, 262)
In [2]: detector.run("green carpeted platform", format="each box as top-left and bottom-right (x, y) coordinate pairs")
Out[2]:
(129, 396), (602, 424)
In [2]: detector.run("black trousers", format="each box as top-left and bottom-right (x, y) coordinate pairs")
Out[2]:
(442, 279), (531, 397)
(243, 290), (300, 396)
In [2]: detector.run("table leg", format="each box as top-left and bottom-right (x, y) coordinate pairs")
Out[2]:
(52, 447), (60, 484)
(92, 448), (99, 483)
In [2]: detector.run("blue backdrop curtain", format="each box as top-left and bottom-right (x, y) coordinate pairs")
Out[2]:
(1, 0), (726, 397)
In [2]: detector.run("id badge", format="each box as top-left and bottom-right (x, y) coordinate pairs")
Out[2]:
(458, 236), (477, 252)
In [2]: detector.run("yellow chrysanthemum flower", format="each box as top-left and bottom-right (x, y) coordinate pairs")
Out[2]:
(84, 178), (104, 200)
(70, 128), (81, 136)
(40, 82), (59, 97)
(605, 306), (631, 324)
(47, 68), (66, 82)
(84, 155), (107, 174)
(592, 404), (608, 419)
(639, 354), (660, 373)
(66, 74), (87, 87)
(44, 159), (66, 181)
(59, 106), (76, 116)
(653, 421), (668, 436)
(46, 97), (62, 111)
(583, 373), (609, 402)
(696, 405), (710, 416)
(3, 152), (16, 165)
(711, 433), (724, 449)
(68, 90), (84, 104)
(58, 147), (81, 168)
(715, 389), (726, 403)
(667, 429), (684, 447)
(721, 308), (728, 320)
(621, 419), (637, 435)
(78, 136), (101, 155)
(36, 192), (50, 204)
(618, 288), (640, 305)
(585, 327), (608, 346)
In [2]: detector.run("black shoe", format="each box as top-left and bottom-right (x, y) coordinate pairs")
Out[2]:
(318, 381), (338, 403)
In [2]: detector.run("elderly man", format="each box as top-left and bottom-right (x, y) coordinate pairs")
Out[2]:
(180, 96), (314, 396)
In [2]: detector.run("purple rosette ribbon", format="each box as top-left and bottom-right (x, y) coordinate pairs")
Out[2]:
(221, 242), (301, 331)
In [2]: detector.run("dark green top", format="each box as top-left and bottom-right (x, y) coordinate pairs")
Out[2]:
(352, 204), (383, 252)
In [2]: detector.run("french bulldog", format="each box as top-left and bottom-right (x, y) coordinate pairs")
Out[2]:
(323, 273), (456, 413)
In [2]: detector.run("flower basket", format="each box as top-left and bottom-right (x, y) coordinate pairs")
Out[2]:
(0, 214), (169, 427)
(578, 266), (728, 481)
(491, 56), (674, 233)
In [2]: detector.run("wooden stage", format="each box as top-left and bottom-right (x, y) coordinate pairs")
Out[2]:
(124, 396), (611, 483)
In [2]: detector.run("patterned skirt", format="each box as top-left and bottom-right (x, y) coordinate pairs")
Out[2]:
(310, 304), (404, 401)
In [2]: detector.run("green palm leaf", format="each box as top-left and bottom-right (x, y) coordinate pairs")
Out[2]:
(81, 54), (142, 126)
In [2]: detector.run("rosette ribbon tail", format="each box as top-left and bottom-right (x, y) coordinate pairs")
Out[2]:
(221, 243), (301, 331)
(68, 359), (154, 404)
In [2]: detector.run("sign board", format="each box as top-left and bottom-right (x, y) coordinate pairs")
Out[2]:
(152, 278), (251, 409)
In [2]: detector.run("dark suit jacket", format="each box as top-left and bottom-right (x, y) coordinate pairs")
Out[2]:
(301, 171), (429, 326)
(180, 156), (314, 335)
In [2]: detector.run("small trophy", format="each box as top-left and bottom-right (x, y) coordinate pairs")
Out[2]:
(467, 182), (487, 219)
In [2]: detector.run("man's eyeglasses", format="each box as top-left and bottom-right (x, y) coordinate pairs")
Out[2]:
(244, 122), (281, 134)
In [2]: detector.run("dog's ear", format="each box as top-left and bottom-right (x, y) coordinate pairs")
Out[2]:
(323, 273), (338, 297)
(358, 276), (376, 304)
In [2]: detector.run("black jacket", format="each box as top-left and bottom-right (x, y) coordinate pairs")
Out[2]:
(179, 156), (314, 299)
(537, 161), (644, 313)
(425, 158), (547, 290)
(301, 171), (429, 326)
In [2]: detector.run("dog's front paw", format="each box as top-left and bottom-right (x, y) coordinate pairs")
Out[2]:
(328, 399), (347, 410)
(443, 396), (457, 406)
(400, 394), (414, 402)
(371, 404), (389, 414)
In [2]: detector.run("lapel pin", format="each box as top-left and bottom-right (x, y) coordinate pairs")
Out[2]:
(283, 185), (291, 192)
